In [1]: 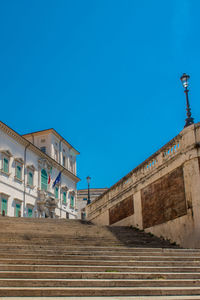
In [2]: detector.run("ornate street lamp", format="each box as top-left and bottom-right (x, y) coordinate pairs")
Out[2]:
(180, 73), (194, 128)
(86, 176), (91, 205)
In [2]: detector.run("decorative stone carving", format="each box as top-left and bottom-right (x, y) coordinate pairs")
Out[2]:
(38, 159), (52, 171)
(37, 190), (58, 218)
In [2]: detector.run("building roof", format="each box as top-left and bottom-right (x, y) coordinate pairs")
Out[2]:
(22, 128), (80, 155)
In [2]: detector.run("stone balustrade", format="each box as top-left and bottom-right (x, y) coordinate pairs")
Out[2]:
(86, 123), (200, 248)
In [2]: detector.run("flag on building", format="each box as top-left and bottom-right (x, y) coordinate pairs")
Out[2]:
(52, 171), (61, 188)
(48, 167), (52, 185)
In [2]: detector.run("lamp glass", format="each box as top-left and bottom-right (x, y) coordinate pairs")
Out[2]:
(86, 176), (91, 184)
(180, 73), (190, 88)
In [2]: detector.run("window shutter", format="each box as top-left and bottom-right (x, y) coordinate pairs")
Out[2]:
(28, 172), (33, 186)
(3, 158), (8, 173)
(41, 169), (48, 191)
(1, 199), (7, 215)
(55, 187), (59, 199)
(63, 192), (66, 203)
(16, 165), (21, 179)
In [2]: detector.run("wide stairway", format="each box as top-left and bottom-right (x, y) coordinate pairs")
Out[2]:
(0, 217), (200, 297)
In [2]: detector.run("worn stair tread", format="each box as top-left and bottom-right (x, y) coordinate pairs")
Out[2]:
(2, 264), (200, 271)
(0, 252), (200, 261)
(0, 218), (199, 297)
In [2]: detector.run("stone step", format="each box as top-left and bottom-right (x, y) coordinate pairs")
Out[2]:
(0, 218), (198, 297)
(0, 258), (199, 266)
(1, 264), (200, 273)
(0, 254), (200, 262)
(0, 238), (124, 245)
(1, 271), (200, 280)
(0, 278), (200, 288)
(1, 297), (200, 300)
(1, 248), (200, 256)
(0, 286), (200, 297)
(0, 245), (188, 252)
(1, 249), (200, 256)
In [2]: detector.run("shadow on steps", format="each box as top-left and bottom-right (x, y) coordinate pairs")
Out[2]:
(106, 226), (180, 248)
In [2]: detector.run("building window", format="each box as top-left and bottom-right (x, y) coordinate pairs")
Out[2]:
(40, 147), (46, 153)
(27, 165), (35, 188)
(69, 157), (73, 172)
(70, 195), (74, 208)
(14, 158), (24, 182)
(1, 150), (12, 175)
(28, 172), (33, 186)
(3, 157), (9, 173)
(16, 165), (22, 180)
(63, 191), (66, 204)
(1, 198), (7, 216)
(55, 186), (59, 199)
(16, 203), (21, 217)
(0, 193), (9, 216)
(27, 207), (33, 217)
(55, 150), (58, 161)
(63, 156), (66, 167)
(41, 169), (48, 191)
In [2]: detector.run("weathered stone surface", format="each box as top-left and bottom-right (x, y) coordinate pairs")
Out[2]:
(109, 195), (134, 225)
(141, 167), (187, 229)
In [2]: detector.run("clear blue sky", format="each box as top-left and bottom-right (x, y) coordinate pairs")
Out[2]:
(0, 0), (199, 189)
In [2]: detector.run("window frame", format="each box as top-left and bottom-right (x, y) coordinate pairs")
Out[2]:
(63, 155), (66, 167)
(14, 158), (24, 182)
(40, 146), (46, 153)
(69, 192), (75, 209)
(27, 204), (34, 218)
(61, 186), (68, 205)
(28, 171), (33, 186)
(0, 193), (9, 216)
(63, 191), (67, 204)
(54, 186), (59, 199)
(0, 150), (12, 176)
(27, 165), (35, 188)
(14, 198), (22, 217)
(41, 169), (48, 191)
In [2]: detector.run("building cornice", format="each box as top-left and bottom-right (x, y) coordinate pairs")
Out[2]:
(22, 128), (80, 155)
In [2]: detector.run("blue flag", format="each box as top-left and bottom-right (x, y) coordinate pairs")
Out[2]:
(52, 171), (61, 188)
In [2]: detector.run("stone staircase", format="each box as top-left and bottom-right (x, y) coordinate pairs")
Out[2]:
(0, 217), (200, 297)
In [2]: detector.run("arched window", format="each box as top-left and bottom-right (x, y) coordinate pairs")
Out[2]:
(41, 169), (48, 191)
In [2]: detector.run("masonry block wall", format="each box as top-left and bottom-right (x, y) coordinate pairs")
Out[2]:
(86, 124), (200, 248)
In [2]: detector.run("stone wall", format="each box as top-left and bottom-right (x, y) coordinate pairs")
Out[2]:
(141, 166), (187, 229)
(85, 124), (200, 248)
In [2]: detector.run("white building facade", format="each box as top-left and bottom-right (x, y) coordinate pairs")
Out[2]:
(0, 121), (80, 219)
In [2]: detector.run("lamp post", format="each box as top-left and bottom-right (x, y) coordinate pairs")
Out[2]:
(86, 176), (91, 205)
(180, 73), (194, 128)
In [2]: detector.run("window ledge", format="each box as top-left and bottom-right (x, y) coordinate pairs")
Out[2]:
(14, 176), (23, 183)
(0, 169), (11, 176)
(27, 184), (35, 189)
